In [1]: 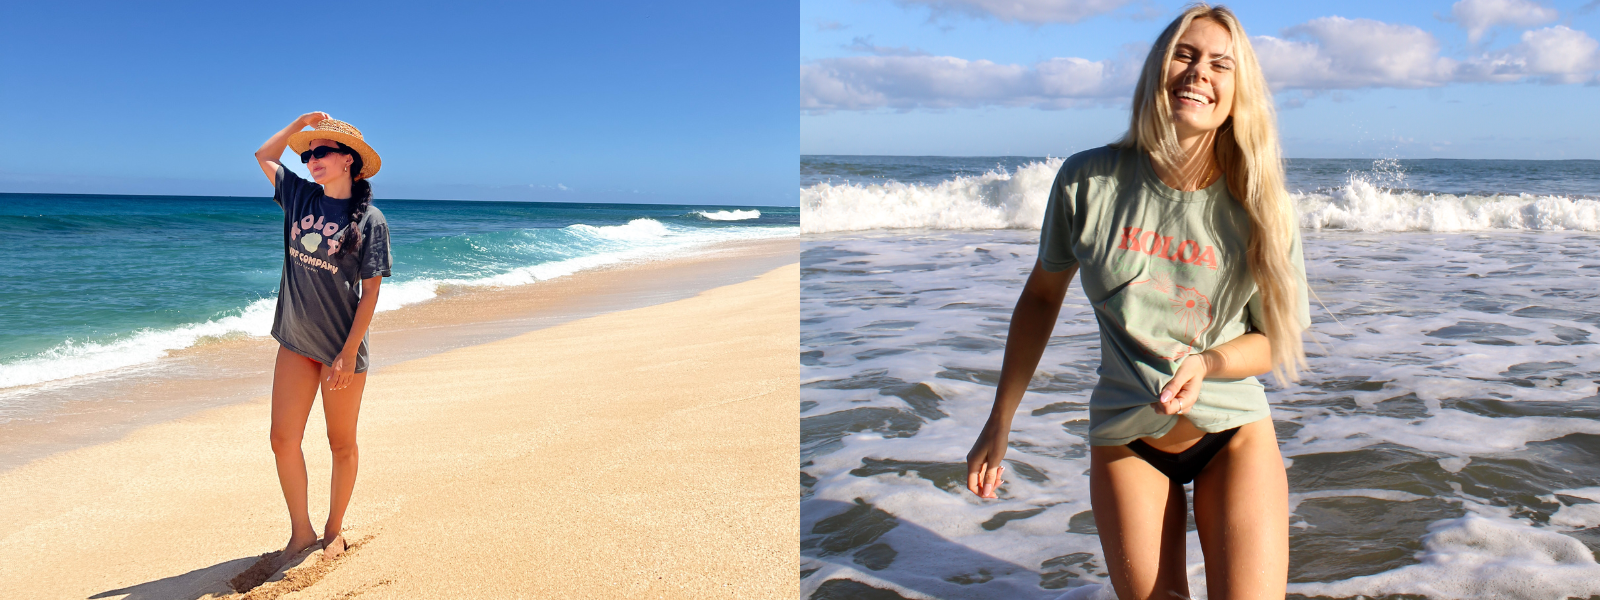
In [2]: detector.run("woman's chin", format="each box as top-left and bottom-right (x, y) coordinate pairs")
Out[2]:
(1172, 116), (1223, 138)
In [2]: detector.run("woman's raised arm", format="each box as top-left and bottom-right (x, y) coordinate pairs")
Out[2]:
(254, 112), (328, 185)
(966, 259), (1077, 498)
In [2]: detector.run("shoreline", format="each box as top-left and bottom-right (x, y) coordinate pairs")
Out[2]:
(0, 237), (795, 473)
(0, 260), (800, 598)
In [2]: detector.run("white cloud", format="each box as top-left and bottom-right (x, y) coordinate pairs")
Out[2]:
(894, 0), (1139, 24)
(1516, 25), (1600, 80)
(800, 51), (1141, 113)
(800, 15), (1600, 114)
(1461, 25), (1600, 83)
(1254, 17), (1458, 90)
(1450, 0), (1559, 43)
(1256, 17), (1599, 91)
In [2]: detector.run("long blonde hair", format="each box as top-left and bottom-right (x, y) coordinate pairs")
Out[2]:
(1115, 3), (1306, 383)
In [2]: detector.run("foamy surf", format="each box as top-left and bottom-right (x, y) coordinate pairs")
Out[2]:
(1289, 511), (1600, 600)
(1298, 177), (1600, 232)
(800, 225), (1600, 598)
(801, 159), (1062, 233)
(694, 209), (761, 221)
(801, 158), (1600, 233)
(0, 297), (277, 389)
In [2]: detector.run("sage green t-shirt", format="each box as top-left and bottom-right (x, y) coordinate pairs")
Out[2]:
(1038, 145), (1309, 446)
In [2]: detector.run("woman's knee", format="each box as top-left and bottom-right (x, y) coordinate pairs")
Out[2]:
(327, 436), (359, 460)
(270, 428), (303, 454)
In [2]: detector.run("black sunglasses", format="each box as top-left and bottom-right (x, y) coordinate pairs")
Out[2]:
(299, 146), (350, 163)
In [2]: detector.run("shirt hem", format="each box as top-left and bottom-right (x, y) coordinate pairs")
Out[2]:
(271, 333), (370, 374)
(272, 334), (332, 367)
(1088, 411), (1271, 446)
(1040, 259), (1078, 273)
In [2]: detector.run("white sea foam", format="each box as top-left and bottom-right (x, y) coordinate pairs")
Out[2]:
(1298, 180), (1600, 231)
(801, 229), (1600, 598)
(801, 159), (1600, 233)
(694, 209), (761, 221)
(1547, 488), (1600, 530)
(1279, 409), (1600, 458)
(0, 297), (277, 389)
(569, 217), (671, 241)
(1, 219), (797, 392)
(1289, 512), (1600, 600)
(800, 159), (1063, 233)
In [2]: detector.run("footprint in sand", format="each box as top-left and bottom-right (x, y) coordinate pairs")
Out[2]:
(229, 534), (368, 599)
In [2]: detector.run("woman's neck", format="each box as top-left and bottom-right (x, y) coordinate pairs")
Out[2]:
(322, 178), (353, 200)
(1151, 128), (1219, 192)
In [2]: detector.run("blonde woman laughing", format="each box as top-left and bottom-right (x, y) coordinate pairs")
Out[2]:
(966, 5), (1309, 598)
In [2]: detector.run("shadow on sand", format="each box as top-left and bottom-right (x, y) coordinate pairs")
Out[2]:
(89, 556), (257, 600)
(90, 548), (319, 600)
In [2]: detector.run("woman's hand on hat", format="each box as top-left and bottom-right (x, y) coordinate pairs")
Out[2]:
(1154, 352), (1210, 415)
(299, 112), (330, 127)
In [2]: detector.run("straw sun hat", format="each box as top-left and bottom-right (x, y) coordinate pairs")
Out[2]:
(287, 118), (381, 180)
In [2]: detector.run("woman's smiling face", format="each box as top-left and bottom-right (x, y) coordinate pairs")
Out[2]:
(1166, 17), (1235, 139)
(306, 139), (354, 184)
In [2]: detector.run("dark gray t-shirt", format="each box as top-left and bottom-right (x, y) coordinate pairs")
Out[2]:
(271, 165), (392, 372)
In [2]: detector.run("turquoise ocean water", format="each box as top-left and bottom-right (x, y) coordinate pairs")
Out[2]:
(0, 194), (797, 399)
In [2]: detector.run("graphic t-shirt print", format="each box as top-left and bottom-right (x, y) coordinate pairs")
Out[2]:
(1105, 227), (1219, 361)
(287, 212), (346, 275)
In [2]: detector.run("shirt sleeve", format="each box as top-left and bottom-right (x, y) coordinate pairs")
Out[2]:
(1291, 227), (1311, 329)
(359, 209), (393, 279)
(1247, 224), (1312, 331)
(1037, 162), (1080, 272)
(273, 164), (312, 212)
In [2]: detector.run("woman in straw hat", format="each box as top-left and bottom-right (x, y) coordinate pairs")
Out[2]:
(965, 4), (1308, 598)
(253, 111), (391, 562)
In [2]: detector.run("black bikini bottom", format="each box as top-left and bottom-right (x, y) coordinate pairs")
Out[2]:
(1125, 427), (1240, 485)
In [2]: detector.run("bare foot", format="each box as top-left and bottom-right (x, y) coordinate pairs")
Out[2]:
(282, 531), (321, 560)
(321, 533), (346, 561)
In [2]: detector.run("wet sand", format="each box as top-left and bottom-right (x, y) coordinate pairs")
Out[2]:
(0, 257), (799, 598)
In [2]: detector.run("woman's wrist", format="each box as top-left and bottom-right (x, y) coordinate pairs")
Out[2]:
(1197, 349), (1219, 377)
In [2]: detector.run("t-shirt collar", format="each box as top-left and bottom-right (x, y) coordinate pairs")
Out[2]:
(1135, 150), (1229, 203)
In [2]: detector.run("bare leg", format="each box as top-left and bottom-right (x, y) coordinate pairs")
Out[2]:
(319, 367), (366, 560)
(1091, 444), (1191, 600)
(1192, 418), (1289, 599)
(270, 346), (322, 557)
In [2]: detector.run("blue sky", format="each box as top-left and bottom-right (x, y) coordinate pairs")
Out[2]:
(801, 0), (1600, 159)
(0, 1), (798, 205)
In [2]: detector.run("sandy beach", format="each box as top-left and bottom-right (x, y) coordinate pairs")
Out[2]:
(0, 239), (795, 472)
(0, 255), (799, 597)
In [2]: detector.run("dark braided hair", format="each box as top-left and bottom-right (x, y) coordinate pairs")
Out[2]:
(334, 142), (372, 258)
